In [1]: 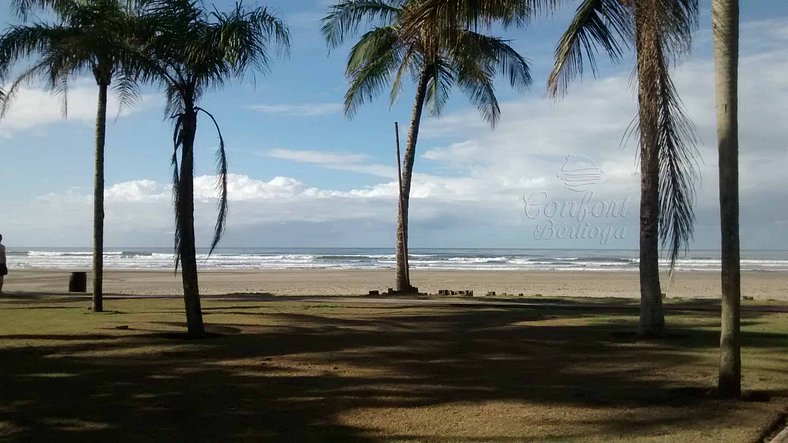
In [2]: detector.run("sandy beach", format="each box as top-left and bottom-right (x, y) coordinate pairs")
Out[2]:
(2, 268), (786, 301)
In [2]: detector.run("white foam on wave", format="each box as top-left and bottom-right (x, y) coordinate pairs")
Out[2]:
(7, 249), (788, 272)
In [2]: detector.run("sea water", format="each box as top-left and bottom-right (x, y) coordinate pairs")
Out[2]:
(5, 247), (788, 272)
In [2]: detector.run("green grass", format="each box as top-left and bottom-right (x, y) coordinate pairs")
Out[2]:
(0, 296), (786, 442)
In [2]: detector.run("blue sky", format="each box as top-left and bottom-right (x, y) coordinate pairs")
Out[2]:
(1, 0), (788, 250)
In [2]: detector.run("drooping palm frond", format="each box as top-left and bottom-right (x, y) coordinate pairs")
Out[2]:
(424, 59), (455, 117)
(457, 64), (498, 124)
(113, 71), (142, 118)
(453, 29), (531, 126)
(388, 44), (417, 105)
(196, 107), (228, 257)
(344, 26), (405, 116)
(463, 32), (531, 90)
(170, 112), (183, 271)
(636, 0), (699, 272)
(547, 0), (633, 97)
(653, 39), (698, 271)
(0, 51), (74, 118)
(547, 0), (699, 274)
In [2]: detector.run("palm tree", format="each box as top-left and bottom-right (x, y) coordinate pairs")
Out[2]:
(138, 0), (289, 337)
(546, 0), (699, 336)
(323, 0), (531, 291)
(712, 0), (740, 399)
(0, 0), (148, 313)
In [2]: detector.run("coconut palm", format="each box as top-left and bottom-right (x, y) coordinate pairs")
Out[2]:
(138, 0), (289, 337)
(546, 0), (699, 336)
(323, 0), (531, 291)
(712, 0), (740, 398)
(0, 0), (149, 313)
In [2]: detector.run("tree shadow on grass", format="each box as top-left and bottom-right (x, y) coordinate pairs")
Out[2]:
(0, 304), (786, 441)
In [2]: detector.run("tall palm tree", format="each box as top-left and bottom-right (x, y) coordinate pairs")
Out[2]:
(139, 0), (289, 337)
(0, 0), (148, 313)
(546, 0), (699, 336)
(323, 0), (531, 291)
(712, 0), (740, 399)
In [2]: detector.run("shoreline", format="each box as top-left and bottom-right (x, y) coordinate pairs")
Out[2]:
(3, 268), (787, 301)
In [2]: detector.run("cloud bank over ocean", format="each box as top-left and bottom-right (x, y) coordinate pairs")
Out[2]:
(2, 16), (786, 250)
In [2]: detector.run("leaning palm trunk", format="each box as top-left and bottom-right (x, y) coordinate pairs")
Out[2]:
(395, 68), (430, 292)
(713, 0), (741, 398)
(323, 3), (530, 293)
(92, 78), (108, 313)
(635, 0), (664, 336)
(177, 109), (205, 337)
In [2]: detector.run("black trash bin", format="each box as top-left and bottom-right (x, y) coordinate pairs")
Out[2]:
(69, 272), (87, 292)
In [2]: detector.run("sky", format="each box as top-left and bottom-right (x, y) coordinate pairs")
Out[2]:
(1, 0), (787, 250)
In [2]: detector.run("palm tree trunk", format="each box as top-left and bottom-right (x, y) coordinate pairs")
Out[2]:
(396, 68), (431, 292)
(635, 1), (664, 336)
(713, 0), (741, 399)
(92, 80), (108, 313)
(178, 109), (205, 337)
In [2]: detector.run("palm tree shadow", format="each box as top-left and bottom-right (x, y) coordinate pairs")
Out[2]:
(0, 305), (785, 441)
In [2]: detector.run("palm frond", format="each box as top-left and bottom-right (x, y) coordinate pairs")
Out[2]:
(171, 112), (184, 271)
(547, 0), (633, 97)
(144, 0), (289, 105)
(453, 31), (522, 127)
(389, 44), (416, 106)
(330, 0), (531, 127)
(344, 26), (403, 116)
(0, 54), (70, 118)
(113, 71), (142, 119)
(207, 4), (290, 77)
(650, 0), (698, 59)
(424, 59), (455, 117)
(0, 24), (77, 70)
(322, 0), (402, 48)
(195, 107), (228, 258)
(458, 69), (499, 126)
(0, 0), (154, 124)
(11, 0), (81, 21)
(400, 0), (559, 34)
(655, 54), (698, 271)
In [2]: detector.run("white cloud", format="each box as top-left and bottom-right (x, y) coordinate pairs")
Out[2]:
(268, 148), (367, 165)
(0, 80), (157, 135)
(5, 17), (788, 249)
(250, 102), (343, 116)
(105, 180), (169, 202)
(266, 148), (397, 177)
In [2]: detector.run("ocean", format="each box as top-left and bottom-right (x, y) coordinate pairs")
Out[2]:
(5, 247), (788, 272)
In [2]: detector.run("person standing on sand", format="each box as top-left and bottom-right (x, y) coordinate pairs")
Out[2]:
(0, 234), (6, 294)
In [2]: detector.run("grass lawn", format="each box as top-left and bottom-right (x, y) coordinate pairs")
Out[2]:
(0, 296), (786, 442)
